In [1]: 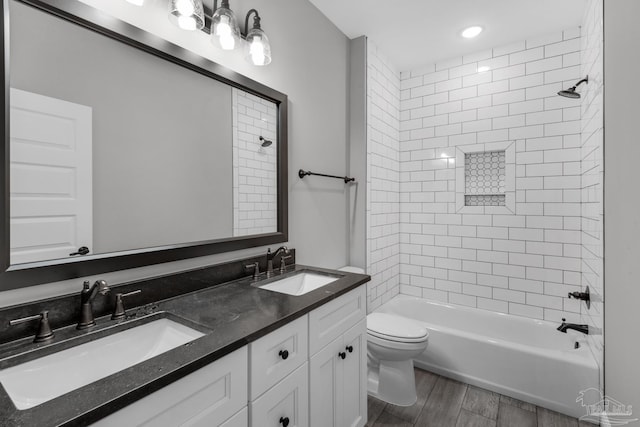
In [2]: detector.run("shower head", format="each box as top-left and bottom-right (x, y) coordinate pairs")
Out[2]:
(259, 136), (272, 147)
(558, 88), (581, 99)
(558, 76), (589, 99)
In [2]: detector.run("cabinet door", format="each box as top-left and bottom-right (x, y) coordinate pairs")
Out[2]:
(341, 319), (367, 427)
(220, 408), (248, 427)
(250, 362), (309, 427)
(309, 286), (366, 355)
(309, 336), (344, 427)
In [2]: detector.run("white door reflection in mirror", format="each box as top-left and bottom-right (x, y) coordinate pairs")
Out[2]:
(232, 89), (277, 236)
(10, 88), (93, 264)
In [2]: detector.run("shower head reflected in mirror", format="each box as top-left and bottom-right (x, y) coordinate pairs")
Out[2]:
(558, 76), (589, 99)
(259, 136), (272, 147)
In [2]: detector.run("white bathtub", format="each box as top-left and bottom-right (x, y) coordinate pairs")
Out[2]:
(375, 295), (599, 418)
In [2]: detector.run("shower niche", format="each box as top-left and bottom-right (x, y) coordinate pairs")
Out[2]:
(455, 142), (515, 214)
(464, 151), (506, 207)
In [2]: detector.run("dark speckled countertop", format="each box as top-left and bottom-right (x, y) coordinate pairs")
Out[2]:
(0, 264), (370, 427)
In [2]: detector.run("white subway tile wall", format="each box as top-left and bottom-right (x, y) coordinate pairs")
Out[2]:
(366, 42), (402, 312)
(580, 0), (604, 387)
(231, 89), (277, 236)
(398, 28), (585, 321)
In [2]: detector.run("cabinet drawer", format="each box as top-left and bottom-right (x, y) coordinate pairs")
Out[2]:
(250, 314), (308, 399)
(309, 286), (366, 355)
(250, 362), (309, 427)
(91, 346), (248, 427)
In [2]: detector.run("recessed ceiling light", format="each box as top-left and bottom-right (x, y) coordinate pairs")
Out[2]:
(462, 26), (483, 39)
(477, 65), (491, 73)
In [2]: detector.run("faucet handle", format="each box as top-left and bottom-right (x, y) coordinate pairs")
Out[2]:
(111, 290), (142, 320)
(245, 262), (260, 280)
(10, 310), (54, 343)
(280, 255), (292, 273)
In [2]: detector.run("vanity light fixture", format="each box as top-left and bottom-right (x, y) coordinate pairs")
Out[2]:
(169, 0), (205, 31)
(244, 9), (271, 66)
(169, 0), (272, 65)
(461, 26), (483, 39)
(210, 0), (241, 50)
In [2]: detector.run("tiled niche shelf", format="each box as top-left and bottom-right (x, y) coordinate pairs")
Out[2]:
(465, 151), (506, 206)
(455, 142), (515, 214)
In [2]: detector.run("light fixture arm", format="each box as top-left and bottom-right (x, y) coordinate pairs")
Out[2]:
(244, 9), (261, 37)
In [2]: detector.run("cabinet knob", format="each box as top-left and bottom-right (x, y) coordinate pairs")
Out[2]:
(280, 416), (290, 427)
(338, 352), (346, 360)
(278, 349), (289, 360)
(346, 345), (353, 353)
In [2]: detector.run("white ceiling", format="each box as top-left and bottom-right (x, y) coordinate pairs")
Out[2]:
(308, 0), (587, 71)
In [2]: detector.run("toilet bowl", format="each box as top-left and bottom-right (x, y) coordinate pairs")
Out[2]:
(337, 267), (429, 406)
(366, 312), (429, 406)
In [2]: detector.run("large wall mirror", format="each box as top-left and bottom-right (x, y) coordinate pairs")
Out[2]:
(0, 0), (288, 290)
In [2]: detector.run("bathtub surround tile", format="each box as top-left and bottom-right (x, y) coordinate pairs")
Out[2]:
(394, 28), (583, 322)
(462, 386), (500, 420)
(579, 0), (604, 391)
(367, 41), (402, 312)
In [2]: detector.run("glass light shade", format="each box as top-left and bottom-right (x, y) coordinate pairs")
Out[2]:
(244, 29), (271, 66)
(168, 0), (204, 31)
(210, 8), (240, 50)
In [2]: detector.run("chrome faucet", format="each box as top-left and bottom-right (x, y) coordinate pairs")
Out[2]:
(77, 280), (110, 330)
(557, 318), (589, 334)
(267, 246), (290, 275)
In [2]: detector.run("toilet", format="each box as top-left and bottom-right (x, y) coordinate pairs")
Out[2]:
(366, 312), (429, 406)
(338, 267), (430, 406)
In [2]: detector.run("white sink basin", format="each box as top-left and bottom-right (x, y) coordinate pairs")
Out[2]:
(0, 317), (204, 410)
(257, 272), (339, 296)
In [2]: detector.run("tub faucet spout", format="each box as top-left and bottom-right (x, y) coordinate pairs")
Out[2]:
(557, 318), (588, 334)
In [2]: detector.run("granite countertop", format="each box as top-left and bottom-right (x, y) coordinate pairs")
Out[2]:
(0, 264), (370, 427)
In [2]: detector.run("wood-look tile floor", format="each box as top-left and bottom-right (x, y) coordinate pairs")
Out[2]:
(366, 368), (594, 427)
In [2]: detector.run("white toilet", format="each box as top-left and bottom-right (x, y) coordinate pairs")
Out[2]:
(366, 312), (429, 406)
(338, 267), (430, 407)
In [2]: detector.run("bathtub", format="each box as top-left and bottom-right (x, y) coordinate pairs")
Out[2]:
(375, 295), (599, 418)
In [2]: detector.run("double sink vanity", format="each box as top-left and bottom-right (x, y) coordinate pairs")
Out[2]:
(0, 256), (370, 426)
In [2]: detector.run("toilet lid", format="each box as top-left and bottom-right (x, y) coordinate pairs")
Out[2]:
(367, 313), (429, 343)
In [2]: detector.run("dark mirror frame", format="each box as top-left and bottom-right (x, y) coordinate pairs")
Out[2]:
(0, 0), (288, 291)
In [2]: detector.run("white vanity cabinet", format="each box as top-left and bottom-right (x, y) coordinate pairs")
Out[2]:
(309, 287), (367, 427)
(90, 284), (367, 427)
(91, 346), (248, 427)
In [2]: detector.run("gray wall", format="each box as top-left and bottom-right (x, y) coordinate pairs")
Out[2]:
(10, 0), (233, 254)
(0, 0), (350, 304)
(348, 36), (367, 269)
(604, 0), (640, 417)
